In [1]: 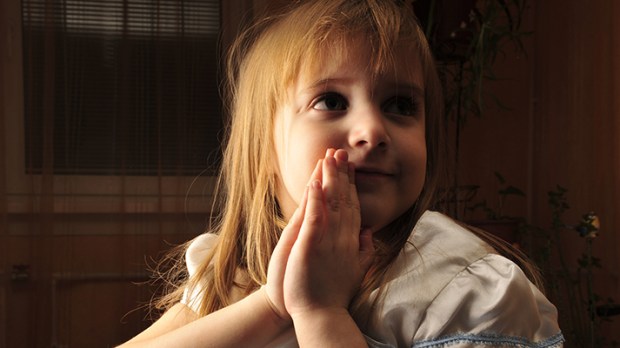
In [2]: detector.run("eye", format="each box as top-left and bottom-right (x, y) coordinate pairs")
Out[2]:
(383, 96), (418, 116)
(312, 93), (348, 111)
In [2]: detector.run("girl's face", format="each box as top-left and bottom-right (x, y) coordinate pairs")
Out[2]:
(273, 39), (427, 233)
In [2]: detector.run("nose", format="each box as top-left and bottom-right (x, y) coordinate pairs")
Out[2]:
(348, 106), (390, 150)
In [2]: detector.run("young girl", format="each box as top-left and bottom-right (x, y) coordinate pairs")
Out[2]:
(120, 1), (564, 347)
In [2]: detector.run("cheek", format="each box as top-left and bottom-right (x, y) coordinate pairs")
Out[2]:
(402, 132), (427, 198)
(275, 122), (336, 218)
(283, 132), (328, 188)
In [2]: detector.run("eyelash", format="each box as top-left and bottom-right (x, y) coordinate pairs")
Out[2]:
(311, 93), (348, 111)
(311, 92), (419, 117)
(383, 96), (418, 117)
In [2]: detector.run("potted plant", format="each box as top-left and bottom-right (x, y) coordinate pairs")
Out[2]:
(412, 0), (530, 219)
(523, 187), (619, 347)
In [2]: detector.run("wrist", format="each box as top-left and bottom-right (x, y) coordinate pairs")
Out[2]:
(255, 287), (292, 329)
(290, 306), (351, 327)
(290, 307), (368, 347)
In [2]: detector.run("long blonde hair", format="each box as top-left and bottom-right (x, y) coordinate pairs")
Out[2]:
(156, 0), (446, 317)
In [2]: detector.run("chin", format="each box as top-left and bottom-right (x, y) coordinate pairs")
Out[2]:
(359, 202), (416, 234)
(359, 206), (389, 233)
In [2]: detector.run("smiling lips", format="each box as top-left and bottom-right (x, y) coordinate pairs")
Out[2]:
(354, 167), (394, 184)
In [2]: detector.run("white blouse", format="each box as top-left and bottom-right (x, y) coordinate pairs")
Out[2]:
(182, 211), (564, 347)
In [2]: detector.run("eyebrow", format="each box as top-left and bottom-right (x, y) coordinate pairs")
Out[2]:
(303, 78), (425, 98)
(304, 77), (353, 91)
(388, 82), (425, 99)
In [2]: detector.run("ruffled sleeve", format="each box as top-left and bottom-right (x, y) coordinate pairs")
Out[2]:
(180, 233), (218, 313)
(412, 254), (564, 348)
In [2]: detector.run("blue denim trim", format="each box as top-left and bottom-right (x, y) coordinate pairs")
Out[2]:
(412, 332), (564, 348)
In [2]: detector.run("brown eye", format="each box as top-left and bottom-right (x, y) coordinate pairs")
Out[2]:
(384, 96), (418, 116)
(312, 93), (348, 111)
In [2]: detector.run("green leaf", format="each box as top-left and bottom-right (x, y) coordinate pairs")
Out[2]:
(494, 171), (506, 184)
(499, 186), (526, 197)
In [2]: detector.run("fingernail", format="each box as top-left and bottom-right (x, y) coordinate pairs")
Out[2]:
(337, 149), (348, 162)
(325, 156), (336, 166)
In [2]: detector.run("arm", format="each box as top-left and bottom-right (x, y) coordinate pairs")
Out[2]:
(291, 308), (369, 347)
(118, 165), (311, 347)
(119, 150), (372, 347)
(118, 168), (308, 347)
(118, 287), (291, 348)
(283, 149), (375, 347)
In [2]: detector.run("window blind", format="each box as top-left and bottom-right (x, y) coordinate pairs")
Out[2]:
(22, 0), (222, 175)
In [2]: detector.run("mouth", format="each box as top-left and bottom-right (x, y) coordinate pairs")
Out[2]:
(354, 167), (394, 183)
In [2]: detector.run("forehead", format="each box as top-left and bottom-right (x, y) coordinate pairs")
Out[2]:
(296, 36), (424, 89)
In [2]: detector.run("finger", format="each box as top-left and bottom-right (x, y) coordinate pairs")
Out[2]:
(298, 179), (326, 245)
(334, 150), (360, 243)
(358, 228), (375, 273)
(292, 182), (309, 225)
(333, 149), (349, 177)
(334, 149), (349, 172)
(333, 149), (350, 201)
(348, 161), (355, 185)
(309, 158), (323, 185)
(321, 155), (340, 215)
(266, 186), (309, 318)
(348, 162), (361, 231)
(274, 185), (308, 252)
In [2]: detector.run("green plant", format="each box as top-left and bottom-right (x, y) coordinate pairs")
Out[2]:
(467, 171), (525, 220)
(524, 187), (618, 347)
(413, 0), (531, 218)
(415, 0), (529, 126)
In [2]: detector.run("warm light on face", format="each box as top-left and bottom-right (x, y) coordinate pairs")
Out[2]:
(273, 37), (427, 232)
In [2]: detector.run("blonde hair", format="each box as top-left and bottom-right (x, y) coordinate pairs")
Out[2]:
(153, 0), (546, 326)
(156, 0), (447, 318)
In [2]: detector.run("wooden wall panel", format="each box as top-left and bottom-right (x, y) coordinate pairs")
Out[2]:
(531, 0), (618, 343)
(459, 0), (619, 344)
(4, 225), (203, 347)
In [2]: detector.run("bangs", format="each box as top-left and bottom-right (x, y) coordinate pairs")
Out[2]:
(226, 0), (442, 212)
(264, 0), (425, 99)
(296, 32), (424, 89)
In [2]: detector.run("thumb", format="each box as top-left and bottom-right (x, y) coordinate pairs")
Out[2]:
(265, 186), (308, 319)
(270, 185), (308, 269)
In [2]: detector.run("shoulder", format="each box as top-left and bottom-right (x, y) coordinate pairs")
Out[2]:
(185, 232), (218, 277)
(362, 211), (564, 347)
(414, 253), (563, 347)
(382, 211), (494, 302)
(180, 232), (218, 313)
